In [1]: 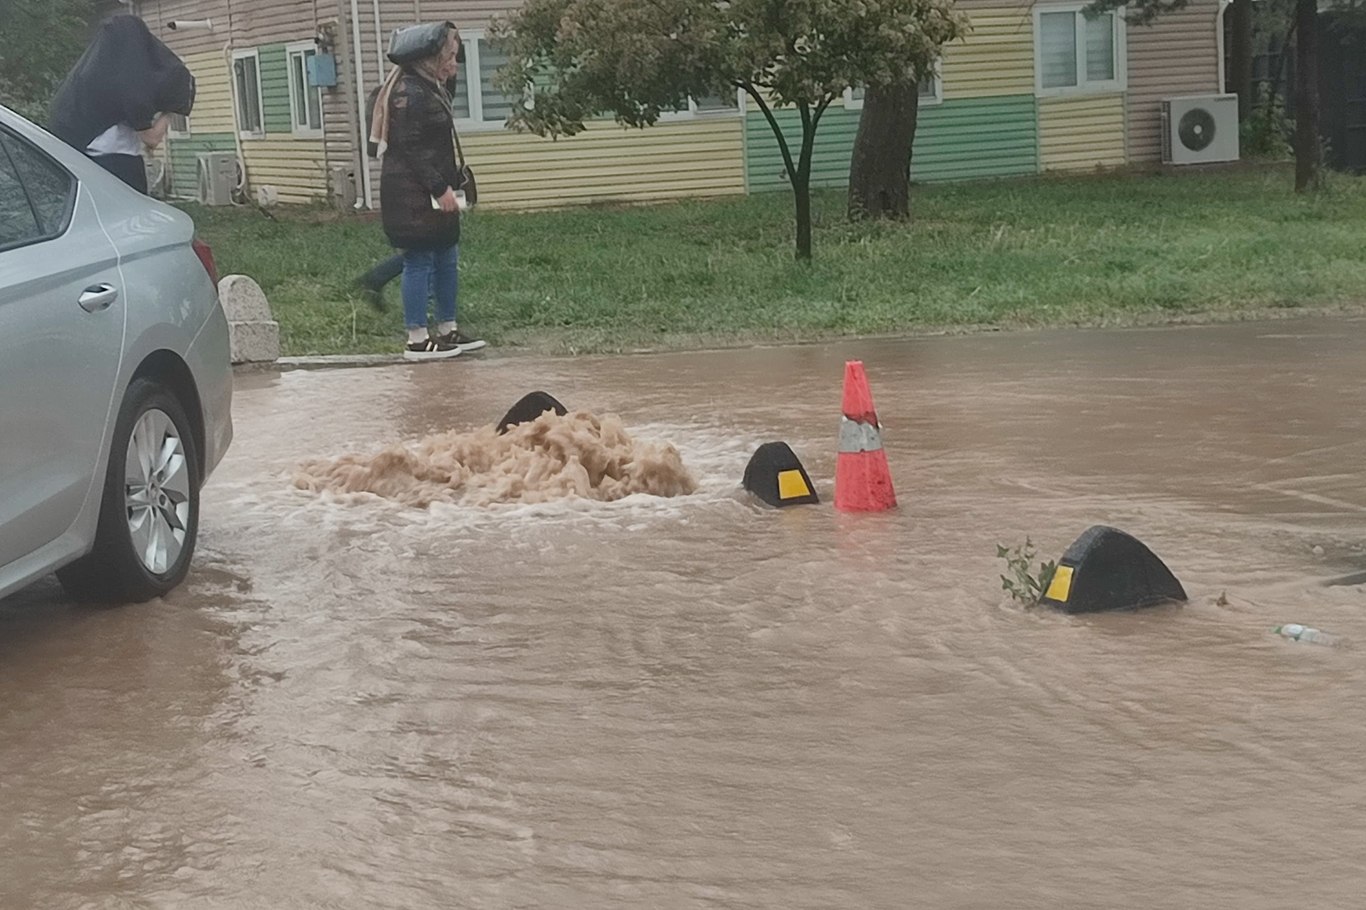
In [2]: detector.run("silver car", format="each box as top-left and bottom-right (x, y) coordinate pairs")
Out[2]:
(0, 106), (233, 603)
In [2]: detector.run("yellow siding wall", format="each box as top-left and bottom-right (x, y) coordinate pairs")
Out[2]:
(241, 139), (329, 204)
(1127, 0), (1222, 162)
(183, 50), (235, 135)
(942, 10), (1034, 100)
(1039, 95), (1126, 172)
(461, 118), (746, 210)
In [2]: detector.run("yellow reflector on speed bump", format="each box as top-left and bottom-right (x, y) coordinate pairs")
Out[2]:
(777, 470), (812, 501)
(1045, 565), (1074, 603)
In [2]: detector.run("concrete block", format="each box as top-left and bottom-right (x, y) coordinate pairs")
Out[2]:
(219, 274), (274, 322)
(228, 320), (280, 364)
(219, 274), (280, 364)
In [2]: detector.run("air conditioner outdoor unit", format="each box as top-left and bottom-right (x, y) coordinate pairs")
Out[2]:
(1161, 94), (1240, 165)
(197, 152), (239, 206)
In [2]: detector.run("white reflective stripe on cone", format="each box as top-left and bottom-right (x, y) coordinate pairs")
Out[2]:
(838, 416), (884, 453)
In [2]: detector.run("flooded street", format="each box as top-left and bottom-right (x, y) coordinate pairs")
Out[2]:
(4, 318), (1366, 909)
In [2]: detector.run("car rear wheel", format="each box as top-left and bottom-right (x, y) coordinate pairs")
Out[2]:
(58, 378), (200, 603)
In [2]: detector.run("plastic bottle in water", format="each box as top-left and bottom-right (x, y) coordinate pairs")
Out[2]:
(1275, 624), (1340, 646)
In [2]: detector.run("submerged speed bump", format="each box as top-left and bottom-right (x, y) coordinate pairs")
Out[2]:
(496, 391), (568, 435)
(744, 442), (820, 508)
(1038, 526), (1186, 614)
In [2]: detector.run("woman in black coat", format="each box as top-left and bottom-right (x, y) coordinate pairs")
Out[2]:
(370, 24), (483, 361)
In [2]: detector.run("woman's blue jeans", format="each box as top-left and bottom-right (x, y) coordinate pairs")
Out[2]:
(401, 244), (459, 330)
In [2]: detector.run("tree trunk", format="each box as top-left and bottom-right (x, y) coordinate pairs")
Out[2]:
(794, 102), (818, 260)
(1295, 0), (1321, 191)
(847, 82), (920, 220)
(794, 172), (813, 261)
(1229, 0), (1255, 121)
(743, 87), (830, 260)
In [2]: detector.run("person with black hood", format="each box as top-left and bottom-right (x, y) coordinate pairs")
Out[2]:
(50, 15), (195, 194)
(370, 22), (484, 360)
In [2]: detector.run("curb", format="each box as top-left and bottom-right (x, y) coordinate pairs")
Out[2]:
(235, 354), (406, 373)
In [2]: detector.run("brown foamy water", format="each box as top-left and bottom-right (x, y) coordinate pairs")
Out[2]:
(292, 410), (698, 507)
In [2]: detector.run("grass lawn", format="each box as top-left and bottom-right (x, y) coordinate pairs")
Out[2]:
(187, 165), (1366, 357)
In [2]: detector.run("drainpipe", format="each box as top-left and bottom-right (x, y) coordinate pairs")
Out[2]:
(1217, 0), (1230, 95)
(373, 0), (386, 84)
(223, 41), (250, 203)
(350, 0), (374, 208)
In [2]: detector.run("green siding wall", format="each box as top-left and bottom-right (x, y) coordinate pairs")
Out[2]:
(746, 107), (863, 192)
(258, 44), (293, 136)
(745, 94), (1040, 192)
(166, 133), (237, 199)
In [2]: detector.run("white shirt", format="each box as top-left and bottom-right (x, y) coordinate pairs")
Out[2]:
(86, 123), (144, 157)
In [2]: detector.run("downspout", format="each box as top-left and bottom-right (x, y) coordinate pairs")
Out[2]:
(223, 41), (250, 203)
(373, 0), (386, 85)
(1217, 0), (1231, 94)
(350, 0), (374, 208)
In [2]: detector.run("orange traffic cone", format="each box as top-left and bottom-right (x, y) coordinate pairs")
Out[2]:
(834, 361), (897, 512)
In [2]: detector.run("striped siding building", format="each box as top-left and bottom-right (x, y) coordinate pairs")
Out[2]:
(134, 0), (1224, 210)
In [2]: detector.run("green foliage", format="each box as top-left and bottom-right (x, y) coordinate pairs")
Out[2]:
(1084, 0), (1189, 26)
(492, 0), (968, 137)
(997, 539), (1057, 607)
(491, 0), (967, 260)
(0, 0), (100, 124)
(1242, 85), (1294, 160)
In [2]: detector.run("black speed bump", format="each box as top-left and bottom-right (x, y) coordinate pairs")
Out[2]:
(743, 442), (819, 508)
(1038, 526), (1187, 614)
(497, 391), (568, 435)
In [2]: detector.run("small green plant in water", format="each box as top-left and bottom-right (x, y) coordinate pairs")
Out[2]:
(997, 538), (1058, 606)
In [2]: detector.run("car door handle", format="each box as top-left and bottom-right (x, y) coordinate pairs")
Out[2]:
(79, 284), (119, 313)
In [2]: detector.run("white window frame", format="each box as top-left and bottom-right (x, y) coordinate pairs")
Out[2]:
(231, 48), (266, 139)
(844, 62), (944, 111)
(286, 41), (324, 139)
(450, 29), (528, 132)
(1032, 3), (1127, 98)
(657, 88), (746, 122)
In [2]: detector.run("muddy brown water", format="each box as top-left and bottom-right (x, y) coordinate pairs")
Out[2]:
(4, 319), (1366, 909)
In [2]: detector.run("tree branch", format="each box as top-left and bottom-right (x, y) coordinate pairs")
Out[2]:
(744, 82), (799, 185)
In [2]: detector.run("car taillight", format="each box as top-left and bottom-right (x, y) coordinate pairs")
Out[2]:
(192, 237), (219, 287)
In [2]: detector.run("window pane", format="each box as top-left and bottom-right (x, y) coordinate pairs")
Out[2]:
(693, 92), (737, 113)
(1085, 13), (1115, 82)
(170, 113), (189, 133)
(236, 58), (262, 132)
(234, 61), (247, 123)
(305, 52), (322, 128)
(248, 64), (261, 130)
(4, 134), (73, 235)
(919, 78), (937, 99)
(449, 63), (471, 119)
(478, 41), (518, 123)
(0, 142), (41, 248)
(1040, 11), (1078, 89)
(848, 86), (866, 102)
(292, 54), (308, 127)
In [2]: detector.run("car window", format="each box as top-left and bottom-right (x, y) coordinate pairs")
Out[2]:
(0, 142), (42, 250)
(0, 130), (76, 237)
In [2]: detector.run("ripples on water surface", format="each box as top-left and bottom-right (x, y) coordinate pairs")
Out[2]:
(3, 320), (1365, 909)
